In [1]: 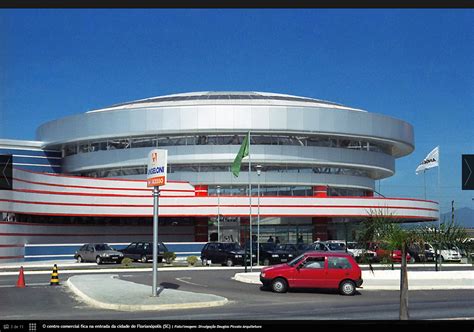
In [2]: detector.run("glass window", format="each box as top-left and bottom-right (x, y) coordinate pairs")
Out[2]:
(301, 257), (325, 269)
(94, 244), (113, 251)
(328, 257), (352, 269)
(127, 243), (138, 250)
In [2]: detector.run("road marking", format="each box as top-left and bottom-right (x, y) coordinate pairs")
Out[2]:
(176, 277), (208, 287)
(0, 282), (50, 288)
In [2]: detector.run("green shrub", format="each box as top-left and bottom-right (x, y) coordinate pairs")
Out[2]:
(163, 251), (176, 264)
(186, 256), (198, 266)
(121, 257), (133, 267)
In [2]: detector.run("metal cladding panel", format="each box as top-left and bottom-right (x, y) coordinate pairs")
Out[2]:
(250, 106), (270, 129)
(37, 104), (414, 157)
(268, 107), (287, 131)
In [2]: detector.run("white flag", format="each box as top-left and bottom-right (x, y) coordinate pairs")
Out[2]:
(416, 146), (439, 174)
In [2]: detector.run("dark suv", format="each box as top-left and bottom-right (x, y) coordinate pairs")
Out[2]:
(201, 242), (256, 267)
(247, 242), (296, 266)
(119, 242), (168, 263)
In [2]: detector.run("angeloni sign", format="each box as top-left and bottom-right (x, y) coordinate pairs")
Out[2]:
(147, 149), (167, 187)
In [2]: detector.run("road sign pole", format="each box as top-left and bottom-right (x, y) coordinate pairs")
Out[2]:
(152, 187), (160, 297)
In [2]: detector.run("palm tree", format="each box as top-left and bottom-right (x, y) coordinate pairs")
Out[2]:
(357, 209), (425, 320)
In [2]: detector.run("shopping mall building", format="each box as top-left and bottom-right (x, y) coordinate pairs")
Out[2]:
(0, 91), (439, 262)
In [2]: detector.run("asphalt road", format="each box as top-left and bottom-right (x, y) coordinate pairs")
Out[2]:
(0, 269), (473, 321)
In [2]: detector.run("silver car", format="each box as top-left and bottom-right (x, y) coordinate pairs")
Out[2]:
(74, 243), (124, 264)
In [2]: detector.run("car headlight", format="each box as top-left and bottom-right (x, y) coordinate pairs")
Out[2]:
(260, 272), (265, 278)
(101, 253), (109, 257)
(272, 254), (279, 258)
(119, 253), (123, 256)
(234, 255), (242, 258)
(252, 255), (256, 258)
(288, 254), (293, 257)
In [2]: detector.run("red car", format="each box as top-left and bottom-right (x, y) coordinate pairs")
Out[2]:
(368, 242), (411, 263)
(259, 252), (363, 295)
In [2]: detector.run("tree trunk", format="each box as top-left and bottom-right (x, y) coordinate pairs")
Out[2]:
(399, 244), (409, 320)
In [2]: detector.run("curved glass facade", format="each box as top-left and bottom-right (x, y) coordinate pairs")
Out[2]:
(63, 133), (391, 157)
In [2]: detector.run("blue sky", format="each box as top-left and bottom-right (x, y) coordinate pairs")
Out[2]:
(0, 9), (473, 213)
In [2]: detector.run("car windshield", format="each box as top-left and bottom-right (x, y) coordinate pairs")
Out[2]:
(223, 243), (242, 251)
(326, 243), (345, 250)
(288, 254), (306, 267)
(94, 244), (113, 251)
(275, 244), (286, 250)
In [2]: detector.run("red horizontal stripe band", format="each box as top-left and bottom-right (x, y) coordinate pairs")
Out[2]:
(0, 211), (438, 220)
(0, 244), (24, 248)
(16, 168), (189, 183)
(0, 199), (438, 212)
(0, 232), (193, 237)
(0, 256), (24, 260)
(14, 177), (192, 193)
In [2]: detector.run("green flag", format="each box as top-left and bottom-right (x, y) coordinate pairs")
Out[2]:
(231, 132), (250, 177)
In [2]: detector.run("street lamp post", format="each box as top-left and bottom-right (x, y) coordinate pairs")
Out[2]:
(217, 186), (221, 242)
(256, 165), (262, 266)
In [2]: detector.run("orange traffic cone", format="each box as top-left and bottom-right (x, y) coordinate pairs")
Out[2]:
(16, 266), (26, 288)
(50, 264), (59, 286)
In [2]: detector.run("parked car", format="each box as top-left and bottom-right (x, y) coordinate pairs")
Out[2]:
(344, 241), (377, 262)
(424, 243), (462, 262)
(260, 252), (363, 295)
(274, 243), (308, 258)
(407, 243), (435, 263)
(303, 241), (354, 257)
(368, 242), (411, 263)
(119, 242), (169, 263)
(74, 243), (124, 264)
(201, 242), (256, 267)
(249, 242), (296, 266)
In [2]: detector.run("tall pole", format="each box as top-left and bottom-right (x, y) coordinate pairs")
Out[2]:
(152, 187), (160, 297)
(423, 170), (427, 200)
(248, 131), (253, 272)
(256, 165), (262, 266)
(217, 186), (221, 241)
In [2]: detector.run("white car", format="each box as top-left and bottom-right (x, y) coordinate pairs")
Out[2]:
(324, 240), (376, 262)
(424, 243), (462, 262)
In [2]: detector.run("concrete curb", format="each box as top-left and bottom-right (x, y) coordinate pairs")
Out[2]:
(66, 274), (228, 312)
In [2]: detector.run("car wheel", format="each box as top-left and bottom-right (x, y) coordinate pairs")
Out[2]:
(339, 280), (356, 296)
(226, 258), (234, 267)
(140, 255), (147, 263)
(77, 256), (83, 263)
(271, 278), (288, 293)
(409, 257), (416, 264)
(96, 256), (102, 265)
(202, 258), (208, 266)
(263, 258), (270, 266)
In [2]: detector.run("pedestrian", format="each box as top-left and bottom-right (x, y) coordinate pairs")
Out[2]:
(275, 236), (280, 244)
(267, 236), (274, 243)
(297, 235), (304, 244)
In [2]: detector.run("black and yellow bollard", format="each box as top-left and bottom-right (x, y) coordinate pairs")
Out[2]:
(50, 264), (60, 286)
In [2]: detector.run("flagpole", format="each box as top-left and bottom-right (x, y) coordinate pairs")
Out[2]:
(437, 146), (441, 229)
(248, 131), (253, 272)
(423, 170), (426, 200)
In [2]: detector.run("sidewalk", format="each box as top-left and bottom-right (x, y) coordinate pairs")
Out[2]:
(233, 270), (474, 290)
(67, 274), (228, 311)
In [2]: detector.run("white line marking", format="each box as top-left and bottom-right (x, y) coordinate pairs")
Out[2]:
(176, 277), (208, 287)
